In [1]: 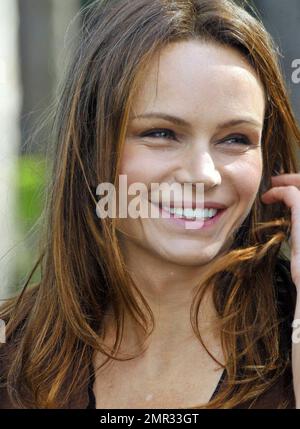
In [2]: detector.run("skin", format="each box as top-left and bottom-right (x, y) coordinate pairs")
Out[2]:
(93, 40), (268, 408)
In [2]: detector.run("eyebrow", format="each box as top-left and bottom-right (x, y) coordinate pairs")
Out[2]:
(130, 112), (263, 130)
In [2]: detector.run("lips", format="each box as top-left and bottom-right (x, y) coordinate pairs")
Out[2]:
(158, 203), (227, 229)
(150, 200), (228, 210)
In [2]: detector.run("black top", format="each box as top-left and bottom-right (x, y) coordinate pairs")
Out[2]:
(86, 362), (96, 409)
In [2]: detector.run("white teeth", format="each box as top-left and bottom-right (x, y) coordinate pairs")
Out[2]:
(162, 207), (218, 219)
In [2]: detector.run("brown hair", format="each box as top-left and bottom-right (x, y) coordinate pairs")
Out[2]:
(1, 0), (299, 408)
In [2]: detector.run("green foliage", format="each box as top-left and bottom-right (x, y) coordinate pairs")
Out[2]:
(17, 155), (47, 229)
(12, 155), (49, 292)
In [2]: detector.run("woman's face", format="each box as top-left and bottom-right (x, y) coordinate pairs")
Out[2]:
(118, 40), (265, 266)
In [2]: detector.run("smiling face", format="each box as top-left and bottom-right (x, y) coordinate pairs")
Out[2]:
(117, 40), (265, 266)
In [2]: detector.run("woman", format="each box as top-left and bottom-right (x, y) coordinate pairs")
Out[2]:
(1, 0), (300, 409)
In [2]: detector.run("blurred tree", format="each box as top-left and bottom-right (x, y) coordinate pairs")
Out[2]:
(0, 0), (21, 299)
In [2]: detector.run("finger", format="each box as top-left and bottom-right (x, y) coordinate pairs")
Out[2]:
(261, 186), (300, 285)
(261, 185), (300, 207)
(271, 174), (300, 188)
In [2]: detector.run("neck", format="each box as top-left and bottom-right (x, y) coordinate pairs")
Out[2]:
(101, 240), (222, 362)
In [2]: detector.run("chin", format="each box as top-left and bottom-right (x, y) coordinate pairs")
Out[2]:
(161, 250), (218, 267)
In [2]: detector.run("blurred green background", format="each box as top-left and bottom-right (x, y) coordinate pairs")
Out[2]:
(15, 155), (48, 289)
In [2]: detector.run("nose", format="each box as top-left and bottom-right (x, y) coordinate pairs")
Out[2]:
(174, 144), (222, 191)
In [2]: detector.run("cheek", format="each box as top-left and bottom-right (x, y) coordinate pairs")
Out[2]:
(119, 144), (169, 185)
(225, 154), (263, 200)
(119, 145), (146, 184)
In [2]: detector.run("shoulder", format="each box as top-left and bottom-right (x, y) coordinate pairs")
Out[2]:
(235, 255), (296, 409)
(234, 365), (295, 409)
(274, 255), (295, 291)
(0, 332), (21, 408)
(0, 287), (38, 408)
(0, 287), (91, 409)
(274, 256), (297, 352)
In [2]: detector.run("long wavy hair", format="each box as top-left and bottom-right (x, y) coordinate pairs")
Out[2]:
(1, 0), (300, 408)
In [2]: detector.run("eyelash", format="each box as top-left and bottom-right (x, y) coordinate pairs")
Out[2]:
(140, 128), (252, 146)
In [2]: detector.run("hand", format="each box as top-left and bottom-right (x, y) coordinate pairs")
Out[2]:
(261, 173), (300, 289)
(263, 173), (300, 408)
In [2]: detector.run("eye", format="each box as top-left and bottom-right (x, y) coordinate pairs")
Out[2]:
(140, 128), (176, 140)
(219, 134), (252, 146)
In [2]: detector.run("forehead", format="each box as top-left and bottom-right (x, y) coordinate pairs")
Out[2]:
(131, 40), (266, 127)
